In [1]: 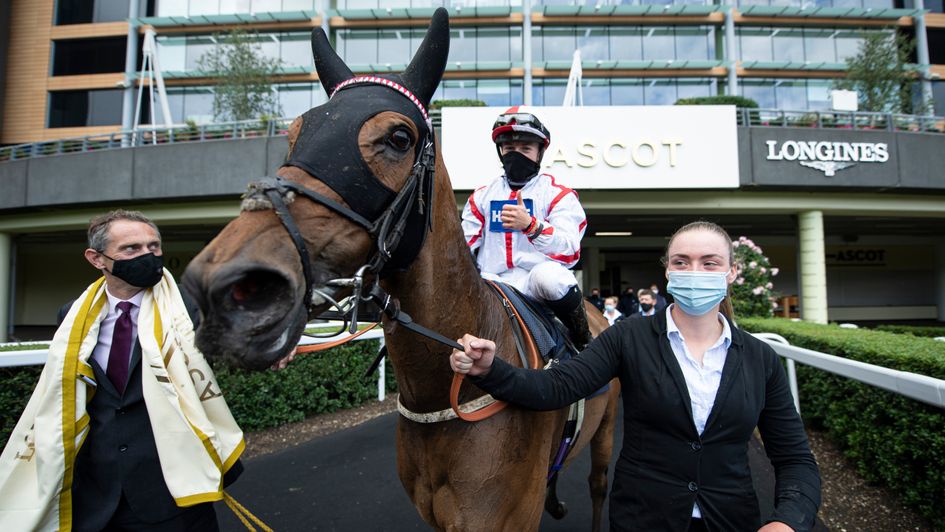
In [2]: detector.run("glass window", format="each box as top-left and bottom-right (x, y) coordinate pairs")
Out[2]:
(338, 29), (378, 66)
(541, 27), (577, 63)
(48, 89), (123, 127)
(804, 28), (837, 63)
(772, 28), (805, 62)
(377, 29), (413, 66)
(281, 32), (312, 69)
(835, 30), (867, 61)
(155, 0), (188, 16)
(449, 29), (477, 63)
(643, 79), (676, 105)
(582, 80), (611, 106)
(277, 84), (313, 118)
(610, 28), (643, 61)
(738, 28), (773, 62)
(677, 78), (713, 100)
(774, 79), (807, 109)
(476, 79), (513, 107)
(478, 27), (512, 63)
(642, 28), (675, 60)
(611, 80), (644, 105)
(183, 88), (215, 124)
(189, 1), (220, 16)
(94, 0), (131, 22)
(509, 27), (523, 62)
(675, 27), (711, 61)
(440, 80), (478, 101)
(220, 0), (251, 13)
(53, 37), (127, 76)
(740, 79), (776, 108)
(58, 0), (145, 24)
(577, 27), (609, 62)
(252, 0), (284, 12)
(933, 81), (945, 116)
(186, 35), (217, 71)
(281, 0), (317, 9)
(807, 80), (832, 110)
(157, 36), (188, 72)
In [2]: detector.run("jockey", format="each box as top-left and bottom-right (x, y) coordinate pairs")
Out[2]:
(461, 106), (592, 349)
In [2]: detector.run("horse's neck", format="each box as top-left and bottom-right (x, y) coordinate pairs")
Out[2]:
(381, 162), (509, 410)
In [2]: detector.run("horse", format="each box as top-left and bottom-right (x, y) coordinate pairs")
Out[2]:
(182, 9), (620, 531)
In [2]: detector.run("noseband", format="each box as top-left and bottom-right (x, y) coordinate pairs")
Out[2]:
(241, 76), (437, 335)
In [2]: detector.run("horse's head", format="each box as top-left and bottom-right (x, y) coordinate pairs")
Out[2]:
(183, 9), (450, 370)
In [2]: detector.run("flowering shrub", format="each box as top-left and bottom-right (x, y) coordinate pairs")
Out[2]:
(731, 236), (779, 318)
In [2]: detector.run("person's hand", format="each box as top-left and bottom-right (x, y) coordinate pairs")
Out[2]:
(501, 193), (532, 231)
(450, 334), (496, 377)
(758, 522), (794, 532)
(270, 347), (297, 371)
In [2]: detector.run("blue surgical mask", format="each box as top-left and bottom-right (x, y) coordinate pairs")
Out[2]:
(666, 271), (729, 316)
(604, 304), (616, 312)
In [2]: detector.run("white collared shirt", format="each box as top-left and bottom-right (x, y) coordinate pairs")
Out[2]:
(91, 287), (144, 371)
(664, 305), (732, 518)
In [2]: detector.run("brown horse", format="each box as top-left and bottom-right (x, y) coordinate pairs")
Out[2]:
(183, 9), (620, 531)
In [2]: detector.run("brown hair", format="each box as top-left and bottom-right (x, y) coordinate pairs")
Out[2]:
(662, 220), (736, 323)
(88, 209), (160, 252)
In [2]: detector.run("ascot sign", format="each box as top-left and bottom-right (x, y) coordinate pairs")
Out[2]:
(765, 140), (889, 177)
(441, 106), (739, 190)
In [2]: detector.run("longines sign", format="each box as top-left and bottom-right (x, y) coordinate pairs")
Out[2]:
(441, 106), (740, 190)
(765, 140), (890, 177)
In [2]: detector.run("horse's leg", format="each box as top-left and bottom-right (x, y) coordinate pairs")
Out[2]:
(588, 381), (621, 532)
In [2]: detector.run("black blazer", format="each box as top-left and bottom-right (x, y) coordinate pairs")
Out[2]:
(58, 299), (241, 530)
(472, 311), (821, 532)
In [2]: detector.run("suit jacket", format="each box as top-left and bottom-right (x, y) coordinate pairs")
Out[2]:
(472, 311), (821, 531)
(59, 300), (241, 530)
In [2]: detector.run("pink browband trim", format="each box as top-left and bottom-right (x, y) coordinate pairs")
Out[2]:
(330, 76), (433, 130)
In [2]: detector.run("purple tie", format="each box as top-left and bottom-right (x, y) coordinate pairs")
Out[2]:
(107, 301), (134, 395)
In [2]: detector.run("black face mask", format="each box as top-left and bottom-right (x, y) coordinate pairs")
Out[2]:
(501, 151), (541, 189)
(104, 253), (164, 288)
(640, 303), (654, 312)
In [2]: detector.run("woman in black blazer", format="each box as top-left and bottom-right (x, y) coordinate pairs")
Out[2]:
(451, 221), (821, 532)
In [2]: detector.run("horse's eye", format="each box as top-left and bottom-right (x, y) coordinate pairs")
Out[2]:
(387, 128), (413, 152)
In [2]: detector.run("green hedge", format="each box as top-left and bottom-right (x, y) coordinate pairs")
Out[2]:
(430, 99), (486, 109)
(874, 324), (945, 338)
(675, 95), (759, 108)
(740, 318), (945, 529)
(1, 340), (395, 449)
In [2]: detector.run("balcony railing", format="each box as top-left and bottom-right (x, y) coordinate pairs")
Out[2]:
(2, 108), (942, 163)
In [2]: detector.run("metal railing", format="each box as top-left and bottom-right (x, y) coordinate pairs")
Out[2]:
(3, 107), (942, 163)
(737, 108), (945, 133)
(753, 332), (945, 414)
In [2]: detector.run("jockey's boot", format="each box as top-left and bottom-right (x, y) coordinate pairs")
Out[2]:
(548, 286), (593, 351)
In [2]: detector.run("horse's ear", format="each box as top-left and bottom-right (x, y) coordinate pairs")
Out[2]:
(402, 7), (450, 106)
(311, 28), (354, 96)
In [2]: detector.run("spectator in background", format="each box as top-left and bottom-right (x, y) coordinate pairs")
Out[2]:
(587, 288), (605, 312)
(630, 289), (658, 319)
(617, 287), (638, 316)
(602, 296), (623, 326)
(650, 283), (668, 311)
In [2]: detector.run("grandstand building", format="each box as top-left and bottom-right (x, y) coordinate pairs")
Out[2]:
(0, 0), (944, 340)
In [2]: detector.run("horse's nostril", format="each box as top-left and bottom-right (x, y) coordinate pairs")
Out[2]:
(225, 269), (291, 311)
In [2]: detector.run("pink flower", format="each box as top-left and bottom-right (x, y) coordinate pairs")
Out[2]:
(732, 241), (741, 248)
(770, 268), (779, 276)
(765, 282), (773, 289)
(736, 277), (745, 285)
(771, 301), (779, 308)
(752, 286), (764, 295)
(739, 236), (747, 242)
(759, 267), (767, 274)
(748, 261), (757, 269)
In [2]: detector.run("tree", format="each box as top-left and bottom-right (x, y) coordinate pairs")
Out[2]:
(730, 236), (779, 318)
(833, 31), (921, 114)
(196, 30), (283, 122)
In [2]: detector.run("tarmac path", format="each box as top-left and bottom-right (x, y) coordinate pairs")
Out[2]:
(215, 410), (826, 531)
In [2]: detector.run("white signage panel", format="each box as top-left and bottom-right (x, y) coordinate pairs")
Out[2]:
(441, 106), (739, 191)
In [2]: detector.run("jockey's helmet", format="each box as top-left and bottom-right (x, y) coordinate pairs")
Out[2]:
(491, 107), (551, 149)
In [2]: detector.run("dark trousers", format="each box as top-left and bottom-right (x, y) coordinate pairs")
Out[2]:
(688, 518), (709, 532)
(100, 494), (218, 532)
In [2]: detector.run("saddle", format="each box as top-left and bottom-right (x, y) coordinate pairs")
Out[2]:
(486, 281), (577, 365)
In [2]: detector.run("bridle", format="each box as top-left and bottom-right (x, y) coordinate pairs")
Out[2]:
(240, 76), (445, 340)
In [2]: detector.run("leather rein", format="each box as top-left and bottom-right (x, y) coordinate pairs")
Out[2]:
(241, 77), (536, 421)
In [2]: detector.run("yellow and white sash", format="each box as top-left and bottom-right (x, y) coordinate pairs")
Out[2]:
(0, 270), (244, 532)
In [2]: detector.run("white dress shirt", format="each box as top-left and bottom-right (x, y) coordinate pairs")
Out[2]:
(91, 287), (144, 371)
(664, 305), (733, 519)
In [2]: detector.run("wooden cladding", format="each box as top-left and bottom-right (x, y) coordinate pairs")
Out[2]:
(2, 0), (55, 144)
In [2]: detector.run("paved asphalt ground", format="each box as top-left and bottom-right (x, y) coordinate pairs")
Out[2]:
(215, 410), (827, 531)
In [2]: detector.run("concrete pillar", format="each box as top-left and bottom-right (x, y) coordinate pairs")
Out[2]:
(585, 246), (601, 294)
(120, 0), (141, 137)
(0, 232), (10, 342)
(914, 0), (934, 114)
(523, 0), (533, 105)
(936, 244), (945, 322)
(724, 8), (738, 97)
(798, 211), (828, 324)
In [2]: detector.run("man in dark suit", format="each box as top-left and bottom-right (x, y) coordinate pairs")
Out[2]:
(629, 289), (658, 319)
(68, 210), (240, 532)
(649, 283), (668, 311)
